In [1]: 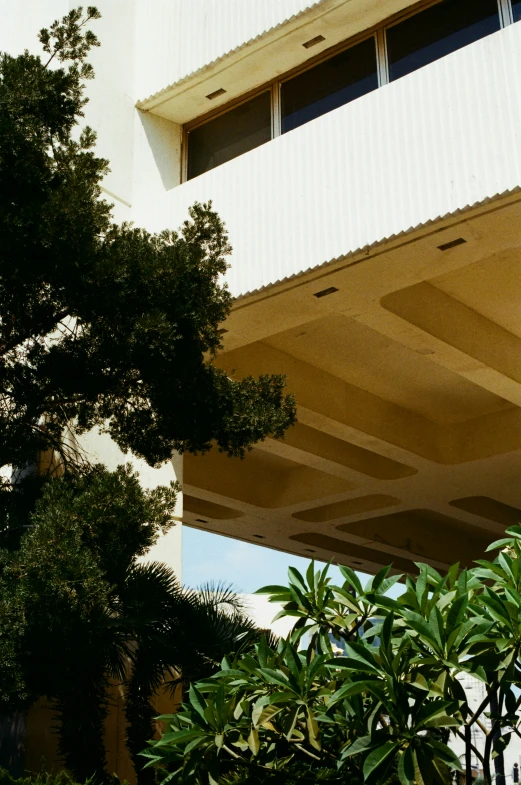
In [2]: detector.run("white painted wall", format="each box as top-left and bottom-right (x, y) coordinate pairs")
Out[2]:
(9, 4), (521, 300)
(0, 0), (68, 54)
(83, 0), (136, 211)
(79, 429), (183, 578)
(131, 21), (521, 298)
(240, 594), (298, 638)
(134, 0), (320, 101)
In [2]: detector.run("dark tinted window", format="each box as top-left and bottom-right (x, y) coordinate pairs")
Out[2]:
(188, 91), (271, 179)
(513, 1), (521, 22)
(281, 37), (378, 134)
(387, 0), (501, 82)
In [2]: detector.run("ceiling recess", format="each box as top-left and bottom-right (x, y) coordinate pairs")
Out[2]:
(303, 34), (325, 49)
(438, 237), (466, 251)
(313, 286), (339, 298)
(206, 87), (227, 100)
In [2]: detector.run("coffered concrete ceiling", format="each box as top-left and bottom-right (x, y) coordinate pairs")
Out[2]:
(182, 193), (521, 575)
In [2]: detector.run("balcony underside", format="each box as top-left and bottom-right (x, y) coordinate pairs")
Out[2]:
(183, 194), (521, 574)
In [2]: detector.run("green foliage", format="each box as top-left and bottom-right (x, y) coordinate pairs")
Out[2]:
(0, 5), (296, 511)
(0, 768), (98, 785)
(144, 528), (521, 785)
(0, 467), (267, 783)
(0, 464), (178, 779)
(0, 7), (296, 783)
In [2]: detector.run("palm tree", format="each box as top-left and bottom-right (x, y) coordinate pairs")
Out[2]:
(47, 560), (266, 784)
(0, 467), (267, 783)
(119, 567), (264, 785)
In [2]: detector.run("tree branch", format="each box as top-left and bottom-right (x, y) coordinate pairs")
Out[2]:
(0, 309), (71, 356)
(455, 729), (484, 764)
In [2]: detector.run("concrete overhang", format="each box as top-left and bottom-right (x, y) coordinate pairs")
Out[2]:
(136, 0), (416, 124)
(183, 193), (521, 576)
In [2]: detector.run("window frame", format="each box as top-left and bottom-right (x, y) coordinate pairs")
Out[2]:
(183, 87), (273, 181)
(278, 31), (381, 135)
(384, 0), (505, 83)
(182, 0), (511, 183)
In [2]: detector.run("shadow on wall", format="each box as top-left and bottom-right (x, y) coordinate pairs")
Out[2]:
(24, 679), (182, 785)
(139, 111), (182, 192)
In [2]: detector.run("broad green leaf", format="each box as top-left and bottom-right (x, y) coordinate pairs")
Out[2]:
(414, 562), (443, 586)
(367, 594), (400, 611)
(378, 574), (403, 596)
(189, 685), (208, 724)
(252, 703), (284, 728)
(398, 746), (415, 785)
(271, 608), (308, 623)
(427, 606), (444, 649)
(319, 560), (333, 586)
(306, 707), (321, 750)
(307, 653), (329, 683)
(424, 714), (461, 729)
(332, 587), (360, 614)
(436, 590), (456, 611)
(498, 552), (515, 581)
(184, 736), (208, 756)
(447, 593), (468, 635)
(342, 734), (380, 757)
(255, 584), (291, 596)
(329, 679), (385, 705)
(363, 742), (400, 780)
(256, 636), (270, 669)
(338, 565), (363, 594)
(306, 560), (316, 593)
(247, 726), (260, 756)
(409, 674), (430, 692)
(486, 537), (519, 552)
(480, 590), (513, 630)
(288, 566), (308, 593)
(401, 610), (439, 647)
(417, 700), (457, 727)
(283, 706), (300, 741)
(371, 565), (392, 593)
(332, 655), (379, 674)
(415, 569), (428, 607)
(429, 739), (463, 770)
(258, 668), (293, 690)
(284, 644), (303, 685)
(447, 562), (460, 588)
(492, 732), (511, 758)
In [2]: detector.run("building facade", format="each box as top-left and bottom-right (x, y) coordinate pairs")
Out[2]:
(3, 0), (521, 576)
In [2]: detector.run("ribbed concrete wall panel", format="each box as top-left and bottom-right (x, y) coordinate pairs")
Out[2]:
(131, 23), (521, 298)
(135, 0), (319, 100)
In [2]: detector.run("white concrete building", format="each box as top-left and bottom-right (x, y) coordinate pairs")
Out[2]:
(4, 0), (521, 575)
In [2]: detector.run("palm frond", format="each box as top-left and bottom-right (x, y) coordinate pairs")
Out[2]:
(195, 580), (248, 613)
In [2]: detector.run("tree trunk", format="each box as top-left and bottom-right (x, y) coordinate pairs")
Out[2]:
(124, 678), (156, 785)
(490, 691), (505, 785)
(0, 712), (26, 777)
(465, 725), (472, 785)
(55, 676), (109, 782)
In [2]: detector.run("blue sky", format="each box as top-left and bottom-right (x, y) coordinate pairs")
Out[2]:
(182, 525), (393, 594)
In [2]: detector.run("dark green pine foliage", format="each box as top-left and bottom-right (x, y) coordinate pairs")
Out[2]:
(0, 5), (296, 512)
